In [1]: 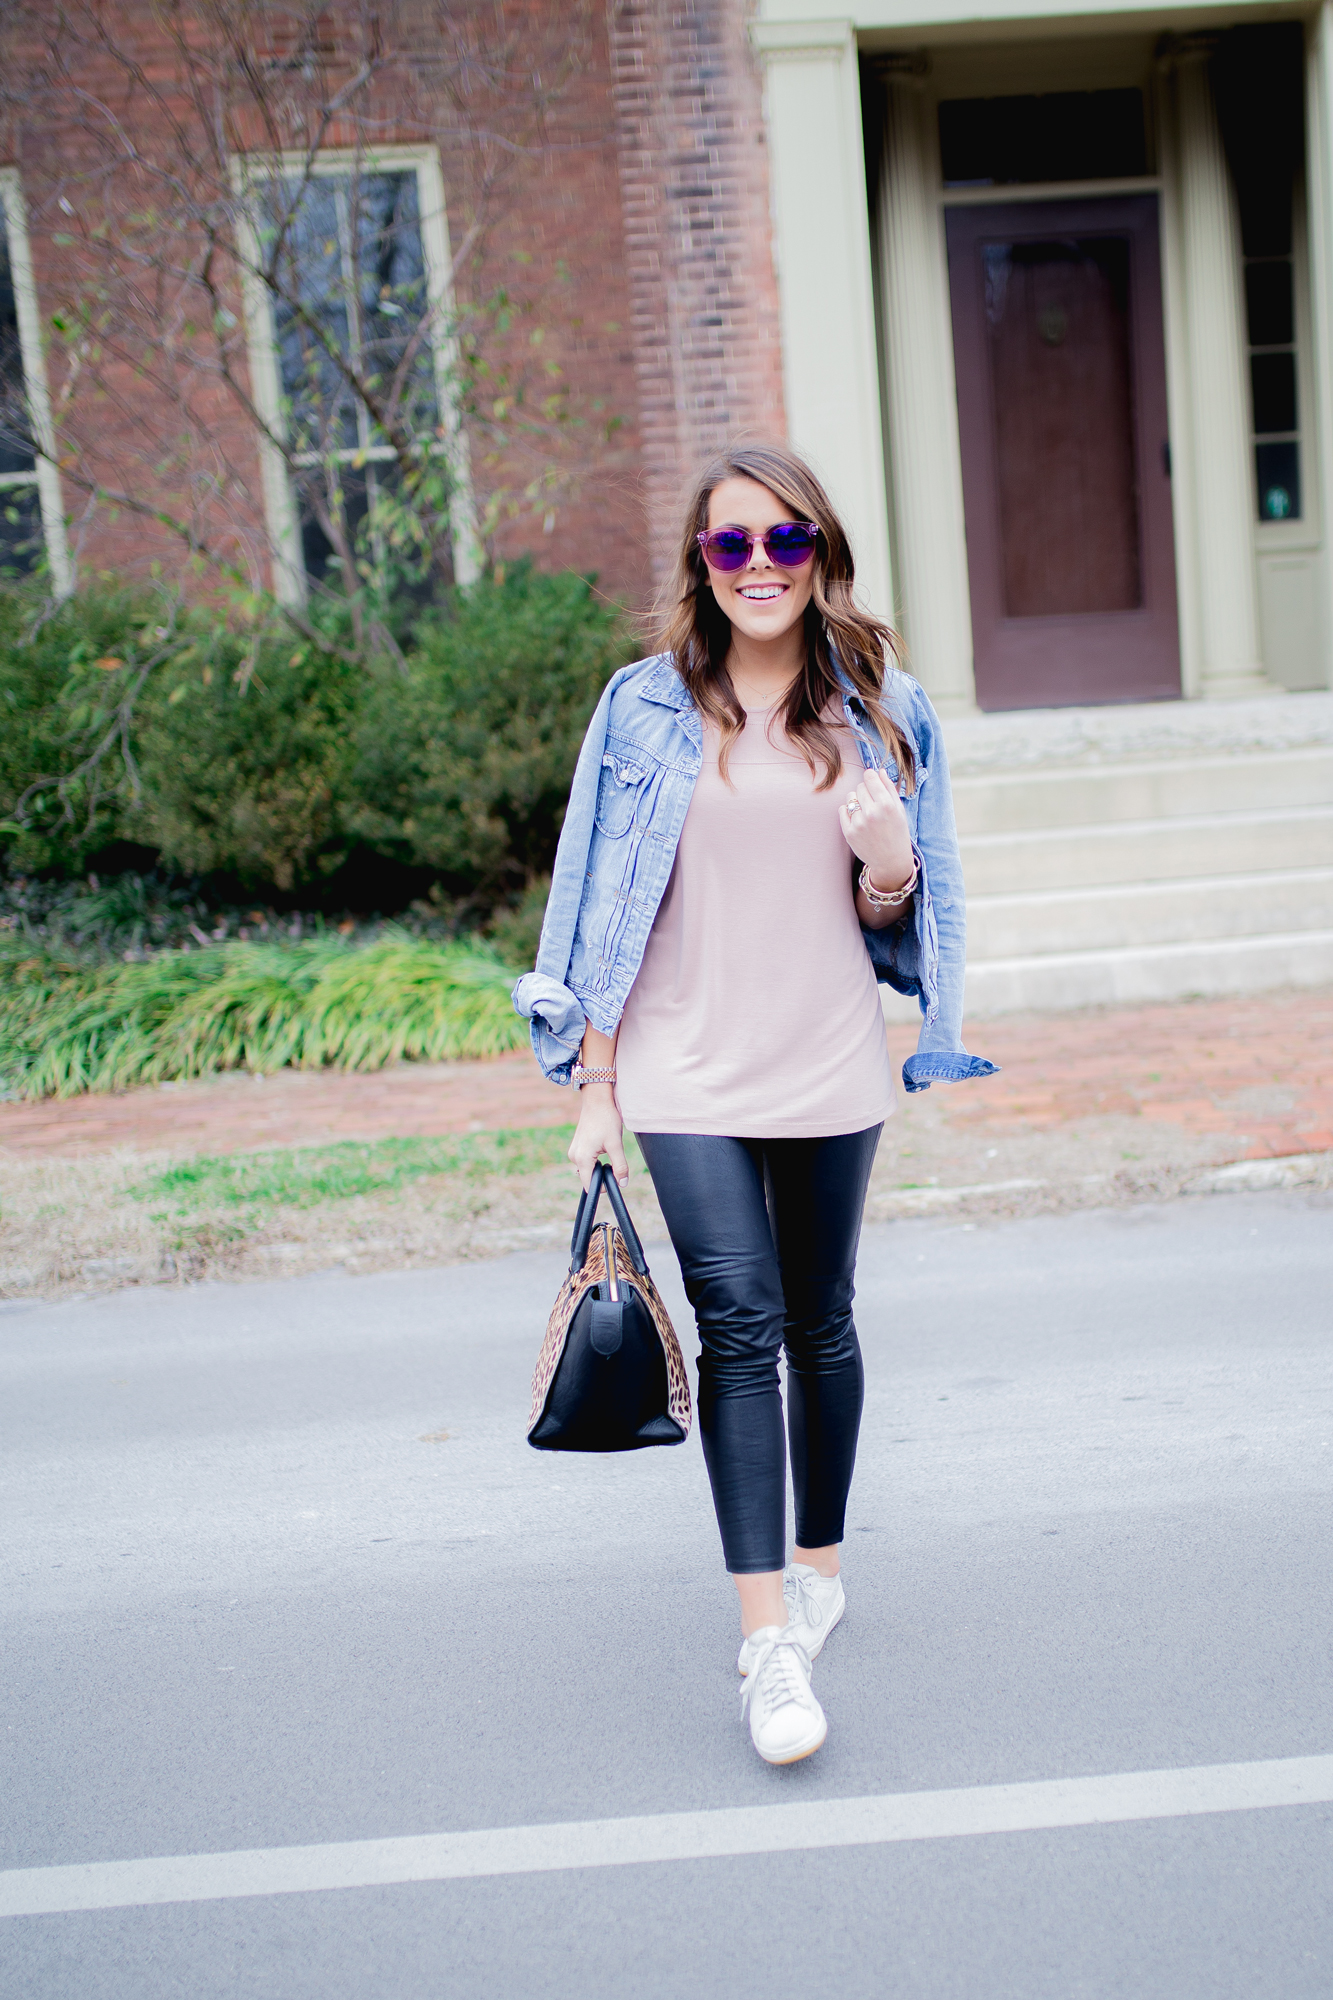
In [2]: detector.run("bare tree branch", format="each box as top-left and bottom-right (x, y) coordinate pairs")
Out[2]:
(0, 0), (631, 638)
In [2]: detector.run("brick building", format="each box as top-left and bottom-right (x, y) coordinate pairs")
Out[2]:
(3, 0), (1331, 1006)
(0, 0), (786, 617)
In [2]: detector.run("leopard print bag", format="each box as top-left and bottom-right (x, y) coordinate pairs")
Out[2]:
(528, 1161), (692, 1452)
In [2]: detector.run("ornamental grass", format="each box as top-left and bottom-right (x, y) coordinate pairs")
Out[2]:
(0, 932), (527, 1100)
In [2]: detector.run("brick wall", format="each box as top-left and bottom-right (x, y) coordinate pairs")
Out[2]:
(464, 0), (653, 611)
(2, 3), (272, 592)
(607, 0), (786, 592)
(1, 0), (785, 614)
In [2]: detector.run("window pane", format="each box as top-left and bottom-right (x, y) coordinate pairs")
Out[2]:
(1244, 261), (1294, 347)
(1256, 440), (1300, 520)
(1237, 180), (1294, 260)
(0, 481), (43, 576)
(266, 177), (358, 453)
(352, 173), (439, 441)
(249, 162), (450, 586)
(1210, 24), (1303, 259)
(1250, 351), (1297, 435)
(260, 169), (440, 460)
(939, 91), (1146, 188)
(0, 209), (37, 477)
(296, 462), (370, 584)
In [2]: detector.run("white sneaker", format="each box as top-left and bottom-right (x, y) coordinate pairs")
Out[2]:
(739, 1625), (827, 1765)
(785, 1563), (846, 1661)
(738, 1565), (845, 1675)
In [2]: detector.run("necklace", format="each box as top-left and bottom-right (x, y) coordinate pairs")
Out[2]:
(728, 667), (797, 710)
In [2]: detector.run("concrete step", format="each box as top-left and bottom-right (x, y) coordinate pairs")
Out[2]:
(882, 928), (1333, 1022)
(950, 746), (1333, 836)
(967, 867), (1333, 959)
(909, 694), (1333, 1019)
(940, 689), (1333, 778)
(959, 806), (1333, 894)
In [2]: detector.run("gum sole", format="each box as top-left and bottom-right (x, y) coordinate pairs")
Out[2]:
(757, 1721), (828, 1766)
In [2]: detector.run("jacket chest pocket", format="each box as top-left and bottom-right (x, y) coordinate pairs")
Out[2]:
(594, 752), (650, 838)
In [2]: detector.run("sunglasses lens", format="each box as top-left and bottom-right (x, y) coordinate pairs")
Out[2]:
(766, 523), (817, 566)
(703, 530), (751, 571)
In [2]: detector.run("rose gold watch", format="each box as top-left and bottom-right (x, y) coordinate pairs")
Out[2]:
(572, 1063), (617, 1087)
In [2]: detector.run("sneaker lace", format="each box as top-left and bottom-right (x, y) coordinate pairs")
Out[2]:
(787, 1569), (827, 1632)
(740, 1628), (812, 1718)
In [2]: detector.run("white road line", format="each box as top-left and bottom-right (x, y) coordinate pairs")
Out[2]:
(4, 1754), (1332, 1918)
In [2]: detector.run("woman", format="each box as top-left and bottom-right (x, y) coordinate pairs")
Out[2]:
(514, 442), (994, 1766)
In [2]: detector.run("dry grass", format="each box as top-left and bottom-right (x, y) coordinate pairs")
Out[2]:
(5, 1099), (1330, 1303)
(0, 1131), (663, 1299)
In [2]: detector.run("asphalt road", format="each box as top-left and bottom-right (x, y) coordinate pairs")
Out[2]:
(3, 1189), (1332, 1998)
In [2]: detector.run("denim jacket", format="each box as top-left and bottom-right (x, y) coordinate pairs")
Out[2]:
(512, 654), (997, 1095)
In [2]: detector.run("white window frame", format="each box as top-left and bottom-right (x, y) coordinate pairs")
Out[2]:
(1251, 170), (1319, 555)
(0, 168), (72, 595)
(231, 145), (481, 606)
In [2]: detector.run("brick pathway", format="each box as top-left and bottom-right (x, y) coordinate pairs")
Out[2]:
(0, 1053), (572, 1157)
(926, 986), (1333, 1158)
(0, 986), (1328, 1163)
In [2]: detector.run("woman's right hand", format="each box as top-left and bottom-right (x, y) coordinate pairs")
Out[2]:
(568, 1083), (629, 1190)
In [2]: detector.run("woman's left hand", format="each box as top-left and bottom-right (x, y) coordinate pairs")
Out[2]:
(838, 765), (914, 891)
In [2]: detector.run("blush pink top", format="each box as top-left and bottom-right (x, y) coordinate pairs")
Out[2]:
(614, 705), (895, 1138)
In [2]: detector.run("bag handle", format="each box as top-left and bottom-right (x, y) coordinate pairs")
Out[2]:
(569, 1160), (649, 1276)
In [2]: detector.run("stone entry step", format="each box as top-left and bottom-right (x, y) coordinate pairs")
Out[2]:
(968, 868), (1333, 958)
(950, 745), (1333, 833)
(889, 690), (1333, 1020)
(883, 929), (1333, 1021)
(961, 804), (1333, 894)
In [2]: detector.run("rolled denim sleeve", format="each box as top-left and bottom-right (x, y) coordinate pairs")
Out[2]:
(510, 969), (586, 1084)
(511, 669), (623, 1083)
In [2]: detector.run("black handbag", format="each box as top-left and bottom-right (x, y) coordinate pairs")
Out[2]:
(527, 1161), (692, 1452)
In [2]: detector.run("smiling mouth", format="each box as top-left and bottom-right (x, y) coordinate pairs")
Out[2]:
(737, 583), (786, 601)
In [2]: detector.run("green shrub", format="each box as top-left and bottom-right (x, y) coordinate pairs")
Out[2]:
(136, 633), (363, 889)
(0, 931), (527, 1099)
(1, 564), (631, 912)
(0, 587), (166, 872)
(0, 869), (217, 957)
(352, 561), (629, 904)
(484, 873), (550, 972)
(0, 587), (363, 887)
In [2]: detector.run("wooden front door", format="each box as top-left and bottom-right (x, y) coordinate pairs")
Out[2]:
(946, 196), (1180, 709)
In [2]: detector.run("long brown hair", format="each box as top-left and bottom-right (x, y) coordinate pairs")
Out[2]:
(656, 441), (914, 792)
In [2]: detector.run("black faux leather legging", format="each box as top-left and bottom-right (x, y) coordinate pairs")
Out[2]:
(636, 1126), (882, 1574)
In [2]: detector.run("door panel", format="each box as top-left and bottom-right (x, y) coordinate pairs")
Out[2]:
(989, 237), (1141, 616)
(947, 196), (1180, 709)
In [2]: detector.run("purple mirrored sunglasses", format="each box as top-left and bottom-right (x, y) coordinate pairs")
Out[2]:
(696, 521), (820, 572)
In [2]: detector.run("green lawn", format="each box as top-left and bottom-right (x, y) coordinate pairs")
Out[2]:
(132, 1124), (648, 1218)
(132, 1125), (586, 1216)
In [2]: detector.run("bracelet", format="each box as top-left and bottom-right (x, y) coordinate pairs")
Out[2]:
(572, 1063), (617, 1087)
(859, 856), (918, 911)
